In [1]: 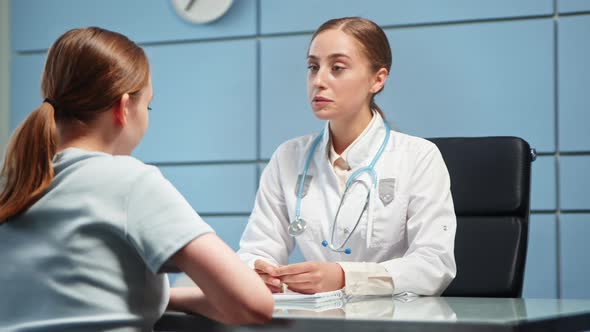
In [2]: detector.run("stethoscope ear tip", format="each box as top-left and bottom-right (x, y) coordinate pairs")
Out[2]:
(321, 240), (328, 247)
(344, 248), (352, 254)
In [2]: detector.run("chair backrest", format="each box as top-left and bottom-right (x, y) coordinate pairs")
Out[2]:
(427, 137), (533, 297)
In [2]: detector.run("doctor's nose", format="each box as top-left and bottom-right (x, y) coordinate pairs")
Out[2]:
(312, 68), (328, 89)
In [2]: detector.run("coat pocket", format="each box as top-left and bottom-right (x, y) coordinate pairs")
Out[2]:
(369, 192), (409, 248)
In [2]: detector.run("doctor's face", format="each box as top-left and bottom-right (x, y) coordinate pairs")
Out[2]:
(307, 29), (377, 121)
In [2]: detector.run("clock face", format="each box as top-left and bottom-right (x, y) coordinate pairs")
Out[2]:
(171, 0), (233, 24)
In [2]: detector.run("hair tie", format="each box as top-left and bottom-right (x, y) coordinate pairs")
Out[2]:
(43, 98), (58, 110)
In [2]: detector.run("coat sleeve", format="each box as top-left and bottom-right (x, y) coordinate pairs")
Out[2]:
(238, 146), (295, 269)
(379, 143), (457, 295)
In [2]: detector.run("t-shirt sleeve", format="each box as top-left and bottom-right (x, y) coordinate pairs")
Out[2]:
(125, 166), (214, 274)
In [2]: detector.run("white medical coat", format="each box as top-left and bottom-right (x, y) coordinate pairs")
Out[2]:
(238, 114), (456, 296)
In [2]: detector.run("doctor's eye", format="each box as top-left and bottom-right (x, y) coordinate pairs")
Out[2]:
(332, 65), (345, 72)
(307, 64), (319, 72)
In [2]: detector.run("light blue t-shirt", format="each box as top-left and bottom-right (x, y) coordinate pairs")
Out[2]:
(0, 148), (213, 332)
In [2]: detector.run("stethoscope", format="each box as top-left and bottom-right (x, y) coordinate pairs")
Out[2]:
(288, 122), (391, 254)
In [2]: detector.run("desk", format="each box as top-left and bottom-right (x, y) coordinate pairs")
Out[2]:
(155, 296), (590, 332)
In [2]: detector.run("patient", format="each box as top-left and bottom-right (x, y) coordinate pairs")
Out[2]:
(0, 27), (273, 331)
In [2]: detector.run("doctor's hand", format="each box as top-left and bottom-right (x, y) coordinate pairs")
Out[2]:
(276, 261), (345, 294)
(254, 259), (283, 293)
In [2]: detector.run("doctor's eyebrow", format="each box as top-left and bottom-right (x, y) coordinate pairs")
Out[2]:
(307, 53), (352, 61)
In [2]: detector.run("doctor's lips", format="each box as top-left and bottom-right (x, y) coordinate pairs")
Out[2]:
(312, 96), (333, 108)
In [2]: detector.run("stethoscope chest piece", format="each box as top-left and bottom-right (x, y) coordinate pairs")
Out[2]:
(288, 218), (307, 236)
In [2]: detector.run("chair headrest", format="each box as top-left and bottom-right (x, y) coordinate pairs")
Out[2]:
(427, 136), (532, 216)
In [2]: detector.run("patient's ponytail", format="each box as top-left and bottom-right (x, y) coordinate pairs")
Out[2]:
(0, 101), (57, 222)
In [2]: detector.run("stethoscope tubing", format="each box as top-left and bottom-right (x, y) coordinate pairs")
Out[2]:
(291, 121), (391, 254)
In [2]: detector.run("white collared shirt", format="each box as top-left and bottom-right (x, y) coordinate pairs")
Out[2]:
(238, 112), (457, 296)
(329, 144), (351, 194)
(327, 112), (377, 193)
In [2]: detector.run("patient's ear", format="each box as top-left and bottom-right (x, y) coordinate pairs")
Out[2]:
(113, 93), (130, 127)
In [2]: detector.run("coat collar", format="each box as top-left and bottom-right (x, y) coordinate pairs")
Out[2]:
(318, 111), (389, 170)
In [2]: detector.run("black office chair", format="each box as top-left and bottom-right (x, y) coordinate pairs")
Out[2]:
(427, 137), (534, 298)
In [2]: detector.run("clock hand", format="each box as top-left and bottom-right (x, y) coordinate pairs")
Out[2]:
(185, 0), (196, 11)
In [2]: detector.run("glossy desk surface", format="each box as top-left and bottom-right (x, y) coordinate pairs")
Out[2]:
(155, 296), (590, 332)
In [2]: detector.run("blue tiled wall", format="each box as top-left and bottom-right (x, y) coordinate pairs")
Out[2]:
(560, 214), (590, 298)
(136, 41), (258, 162)
(558, 16), (590, 152)
(523, 215), (557, 298)
(9, 0), (590, 298)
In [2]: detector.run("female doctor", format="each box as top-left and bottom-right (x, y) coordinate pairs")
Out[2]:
(238, 17), (456, 296)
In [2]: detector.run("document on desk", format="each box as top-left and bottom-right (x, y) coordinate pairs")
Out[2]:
(273, 289), (347, 311)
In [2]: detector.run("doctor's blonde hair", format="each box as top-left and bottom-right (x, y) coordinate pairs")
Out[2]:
(0, 27), (150, 223)
(309, 17), (392, 119)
